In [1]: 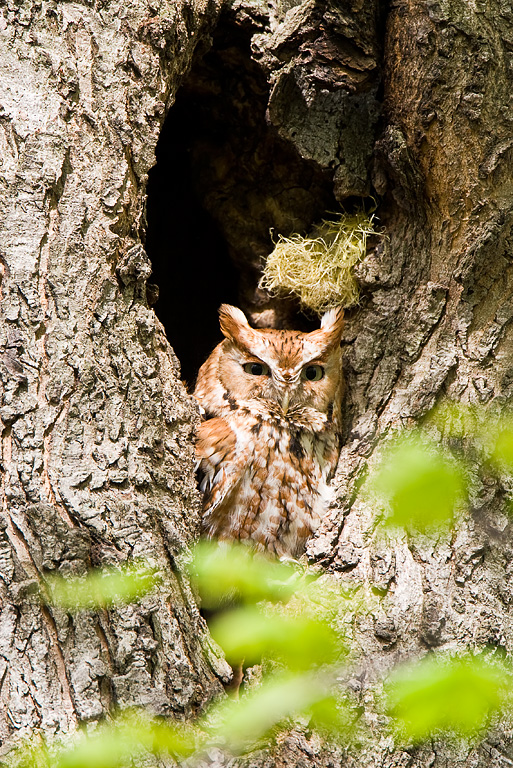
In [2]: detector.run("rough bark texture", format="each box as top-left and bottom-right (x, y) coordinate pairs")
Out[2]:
(309, 0), (513, 766)
(3, 0), (513, 766)
(0, 0), (229, 748)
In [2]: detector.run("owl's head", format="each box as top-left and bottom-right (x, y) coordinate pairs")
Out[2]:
(213, 304), (344, 423)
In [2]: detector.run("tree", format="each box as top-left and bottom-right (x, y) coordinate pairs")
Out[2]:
(0, 0), (227, 743)
(1, 0), (513, 766)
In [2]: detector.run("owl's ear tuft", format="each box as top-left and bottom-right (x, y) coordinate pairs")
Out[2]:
(219, 304), (252, 345)
(320, 306), (344, 347)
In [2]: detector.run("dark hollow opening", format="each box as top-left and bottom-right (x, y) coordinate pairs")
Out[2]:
(144, 94), (239, 385)
(145, 12), (337, 386)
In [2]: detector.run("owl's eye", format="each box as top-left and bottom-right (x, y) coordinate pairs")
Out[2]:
(243, 361), (270, 376)
(302, 364), (324, 381)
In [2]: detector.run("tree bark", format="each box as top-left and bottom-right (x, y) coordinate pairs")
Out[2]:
(2, 0), (513, 766)
(308, 1), (513, 766)
(0, 0), (228, 747)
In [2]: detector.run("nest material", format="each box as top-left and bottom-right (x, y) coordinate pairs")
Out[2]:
(259, 212), (375, 315)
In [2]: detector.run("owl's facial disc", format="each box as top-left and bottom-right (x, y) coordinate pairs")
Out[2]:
(233, 348), (335, 417)
(214, 308), (343, 422)
(271, 364), (331, 417)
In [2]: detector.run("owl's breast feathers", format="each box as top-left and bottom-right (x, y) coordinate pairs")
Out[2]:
(195, 407), (340, 558)
(195, 417), (237, 492)
(193, 303), (344, 558)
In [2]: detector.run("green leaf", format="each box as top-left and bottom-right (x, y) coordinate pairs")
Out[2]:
(307, 694), (356, 738)
(144, 717), (200, 758)
(43, 560), (160, 611)
(371, 435), (465, 531)
(206, 673), (333, 752)
(3, 739), (52, 768)
(209, 604), (342, 669)
(491, 426), (513, 468)
(9, 713), (200, 768)
(426, 402), (481, 439)
(295, 576), (365, 622)
(385, 654), (509, 742)
(55, 716), (198, 768)
(188, 540), (302, 607)
(55, 727), (138, 768)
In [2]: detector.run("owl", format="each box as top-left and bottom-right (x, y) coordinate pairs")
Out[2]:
(194, 304), (344, 559)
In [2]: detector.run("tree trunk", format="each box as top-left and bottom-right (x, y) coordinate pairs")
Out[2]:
(2, 0), (513, 766)
(0, 0), (228, 745)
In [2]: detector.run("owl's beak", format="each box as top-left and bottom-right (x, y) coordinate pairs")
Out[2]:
(281, 390), (290, 415)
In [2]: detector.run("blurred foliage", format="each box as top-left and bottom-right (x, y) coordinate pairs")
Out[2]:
(5, 711), (199, 768)
(369, 434), (465, 532)
(206, 672), (350, 753)
(492, 426), (513, 468)
(188, 540), (352, 670)
(43, 560), (161, 610)
(187, 540), (357, 749)
(385, 653), (510, 742)
(427, 402), (513, 472)
(209, 604), (341, 669)
(189, 539), (302, 607)
(8, 407), (513, 765)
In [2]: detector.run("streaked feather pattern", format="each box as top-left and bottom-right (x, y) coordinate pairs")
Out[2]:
(194, 305), (344, 558)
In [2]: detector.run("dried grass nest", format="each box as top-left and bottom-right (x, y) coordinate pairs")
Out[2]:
(259, 212), (376, 315)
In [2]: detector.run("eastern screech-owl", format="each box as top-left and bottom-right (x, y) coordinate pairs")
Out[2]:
(194, 304), (344, 558)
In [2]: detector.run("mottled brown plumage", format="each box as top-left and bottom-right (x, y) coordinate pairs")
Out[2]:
(194, 305), (344, 558)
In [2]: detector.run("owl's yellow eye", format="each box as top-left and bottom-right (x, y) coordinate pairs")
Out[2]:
(243, 361), (270, 376)
(302, 364), (324, 381)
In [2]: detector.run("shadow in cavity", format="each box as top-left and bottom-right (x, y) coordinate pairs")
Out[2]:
(145, 14), (336, 387)
(144, 95), (239, 388)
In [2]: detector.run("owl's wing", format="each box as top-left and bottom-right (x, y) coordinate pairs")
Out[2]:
(195, 417), (237, 494)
